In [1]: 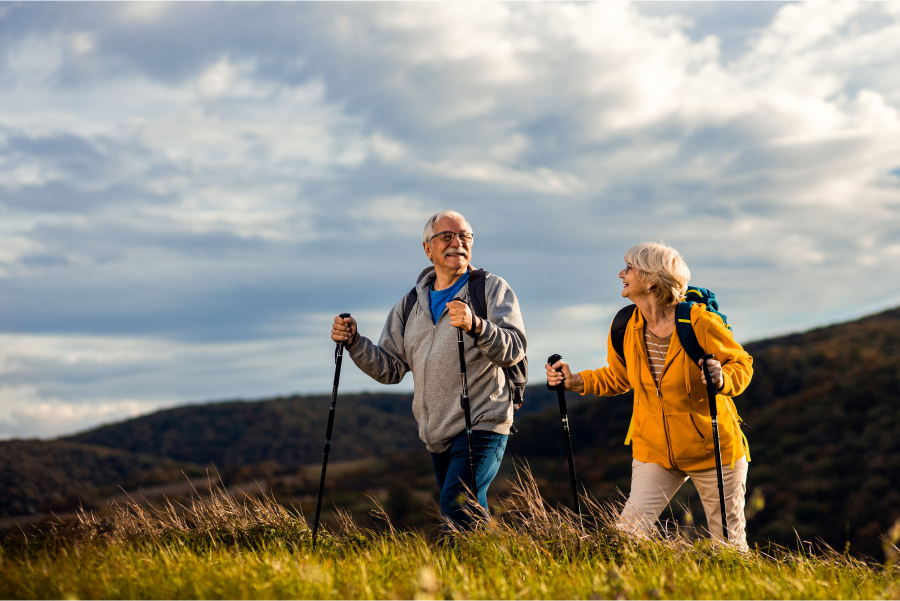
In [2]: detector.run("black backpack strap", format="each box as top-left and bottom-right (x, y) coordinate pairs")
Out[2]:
(467, 268), (489, 320)
(675, 302), (705, 364)
(611, 305), (637, 365)
(401, 286), (418, 330)
(466, 269), (525, 412)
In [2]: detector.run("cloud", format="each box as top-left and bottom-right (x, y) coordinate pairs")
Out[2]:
(0, 385), (153, 439)
(0, 2), (899, 438)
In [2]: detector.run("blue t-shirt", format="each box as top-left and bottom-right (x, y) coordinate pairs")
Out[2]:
(429, 271), (470, 325)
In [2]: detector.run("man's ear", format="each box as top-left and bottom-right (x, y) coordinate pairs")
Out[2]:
(423, 241), (433, 261)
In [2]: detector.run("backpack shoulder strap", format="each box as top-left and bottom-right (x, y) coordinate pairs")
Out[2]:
(675, 302), (705, 364)
(467, 268), (489, 320)
(611, 305), (636, 365)
(401, 286), (418, 329)
(469, 268), (525, 412)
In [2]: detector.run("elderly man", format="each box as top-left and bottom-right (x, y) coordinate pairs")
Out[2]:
(330, 210), (527, 529)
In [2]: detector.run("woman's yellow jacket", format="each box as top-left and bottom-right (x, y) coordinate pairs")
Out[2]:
(578, 303), (753, 472)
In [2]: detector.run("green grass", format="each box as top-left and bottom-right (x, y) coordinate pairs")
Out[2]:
(2, 469), (899, 600)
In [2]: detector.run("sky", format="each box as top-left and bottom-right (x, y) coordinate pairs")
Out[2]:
(2, 1), (900, 440)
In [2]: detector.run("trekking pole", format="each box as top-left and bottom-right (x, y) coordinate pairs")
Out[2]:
(701, 353), (729, 542)
(312, 312), (351, 550)
(547, 354), (582, 525)
(456, 327), (477, 499)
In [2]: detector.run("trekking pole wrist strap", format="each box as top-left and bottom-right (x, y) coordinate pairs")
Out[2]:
(465, 316), (480, 337)
(346, 331), (360, 350)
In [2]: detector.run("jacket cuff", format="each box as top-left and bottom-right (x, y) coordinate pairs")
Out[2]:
(347, 335), (368, 358)
(475, 317), (495, 344)
(577, 370), (594, 396)
(718, 369), (734, 397)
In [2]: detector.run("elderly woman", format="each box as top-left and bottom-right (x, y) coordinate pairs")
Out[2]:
(546, 241), (753, 547)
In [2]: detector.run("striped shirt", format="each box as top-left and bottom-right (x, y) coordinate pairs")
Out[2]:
(645, 330), (671, 383)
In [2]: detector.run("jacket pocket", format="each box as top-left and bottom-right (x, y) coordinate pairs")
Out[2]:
(667, 411), (709, 464)
(688, 413), (705, 442)
(633, 404), (649, 439)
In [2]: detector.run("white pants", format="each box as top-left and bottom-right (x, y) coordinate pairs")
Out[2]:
(617, 457), (748, 548)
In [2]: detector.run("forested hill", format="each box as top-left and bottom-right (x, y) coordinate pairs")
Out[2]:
(0, 440), (203, 517)
(64, 389), (565, 470)
(65, 393), (424, 469)
(508, 305), (900, 559)
(732, 305), (900, 557)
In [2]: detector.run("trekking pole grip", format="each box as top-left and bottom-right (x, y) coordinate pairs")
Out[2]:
(336, 313), (352, 358)
(700, 353), (718, 410)
(547, 353), (563, 391)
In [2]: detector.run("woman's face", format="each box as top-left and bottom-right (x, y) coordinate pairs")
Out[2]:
(618, 262), (651, 301)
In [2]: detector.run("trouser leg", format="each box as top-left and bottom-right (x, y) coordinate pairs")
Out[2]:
(430, 447), (451, 495)
(687, 456), (748, 548)
(431, 430), (508, 531)
(617, 459), (687, 537)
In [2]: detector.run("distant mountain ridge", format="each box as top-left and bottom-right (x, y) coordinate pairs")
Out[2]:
(65, 393), (423, 469)
(63, 390), (566, 470)
(0, 440), (202, 516)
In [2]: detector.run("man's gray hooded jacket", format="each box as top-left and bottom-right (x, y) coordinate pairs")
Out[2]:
(347, 266), (527, 453)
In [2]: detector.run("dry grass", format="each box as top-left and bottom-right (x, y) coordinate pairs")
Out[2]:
(2, 465), (899, 599)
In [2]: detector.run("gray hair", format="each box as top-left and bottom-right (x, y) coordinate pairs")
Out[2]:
(624, 241), (691, 306)
(422, 210), (472, 244)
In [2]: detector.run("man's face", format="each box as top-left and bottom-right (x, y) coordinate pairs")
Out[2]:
(424, 215), (473, 272)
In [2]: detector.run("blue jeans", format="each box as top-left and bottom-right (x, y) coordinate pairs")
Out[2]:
(431, 430), (508, 531)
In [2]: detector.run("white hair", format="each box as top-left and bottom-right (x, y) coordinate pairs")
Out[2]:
(422, 210), (472, 244)
(624, 241), (691, 306)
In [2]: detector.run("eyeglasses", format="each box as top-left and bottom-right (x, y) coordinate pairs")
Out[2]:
(430, 231), (474, 244)
(624, 263), (633, 275)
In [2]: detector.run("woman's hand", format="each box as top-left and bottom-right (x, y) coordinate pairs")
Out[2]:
(545, 359), (585, 393)
(331, 315), (358, 348)
(699, 356), (724, 391)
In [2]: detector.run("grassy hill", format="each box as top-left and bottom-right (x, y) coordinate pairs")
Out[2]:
(2, 474), (898, 600)
(6, 306), (900, 559)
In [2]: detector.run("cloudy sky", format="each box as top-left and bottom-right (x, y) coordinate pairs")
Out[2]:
(2, 2), (900, 440)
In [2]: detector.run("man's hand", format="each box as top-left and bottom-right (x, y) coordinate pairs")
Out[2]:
(699, 356), (724, 391)
(545, 358), (585, 393)
(331, 315), (358, 347)
(448, 300), (481, 334)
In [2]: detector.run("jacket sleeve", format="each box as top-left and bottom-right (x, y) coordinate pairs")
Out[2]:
(474, 275), (527, 367)
(695, 308), (753, 397)
(346, 297), (410, 385)
(578, 325), (632, 397)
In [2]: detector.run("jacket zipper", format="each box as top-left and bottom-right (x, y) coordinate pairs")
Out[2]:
(421, 316), (437, 437)
(656, 380), (677, 470)
(422, 284), (474, 444)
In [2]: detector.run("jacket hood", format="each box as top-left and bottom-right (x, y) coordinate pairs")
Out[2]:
(415, 266), (436, 287)
(415, 264), (478, 290)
